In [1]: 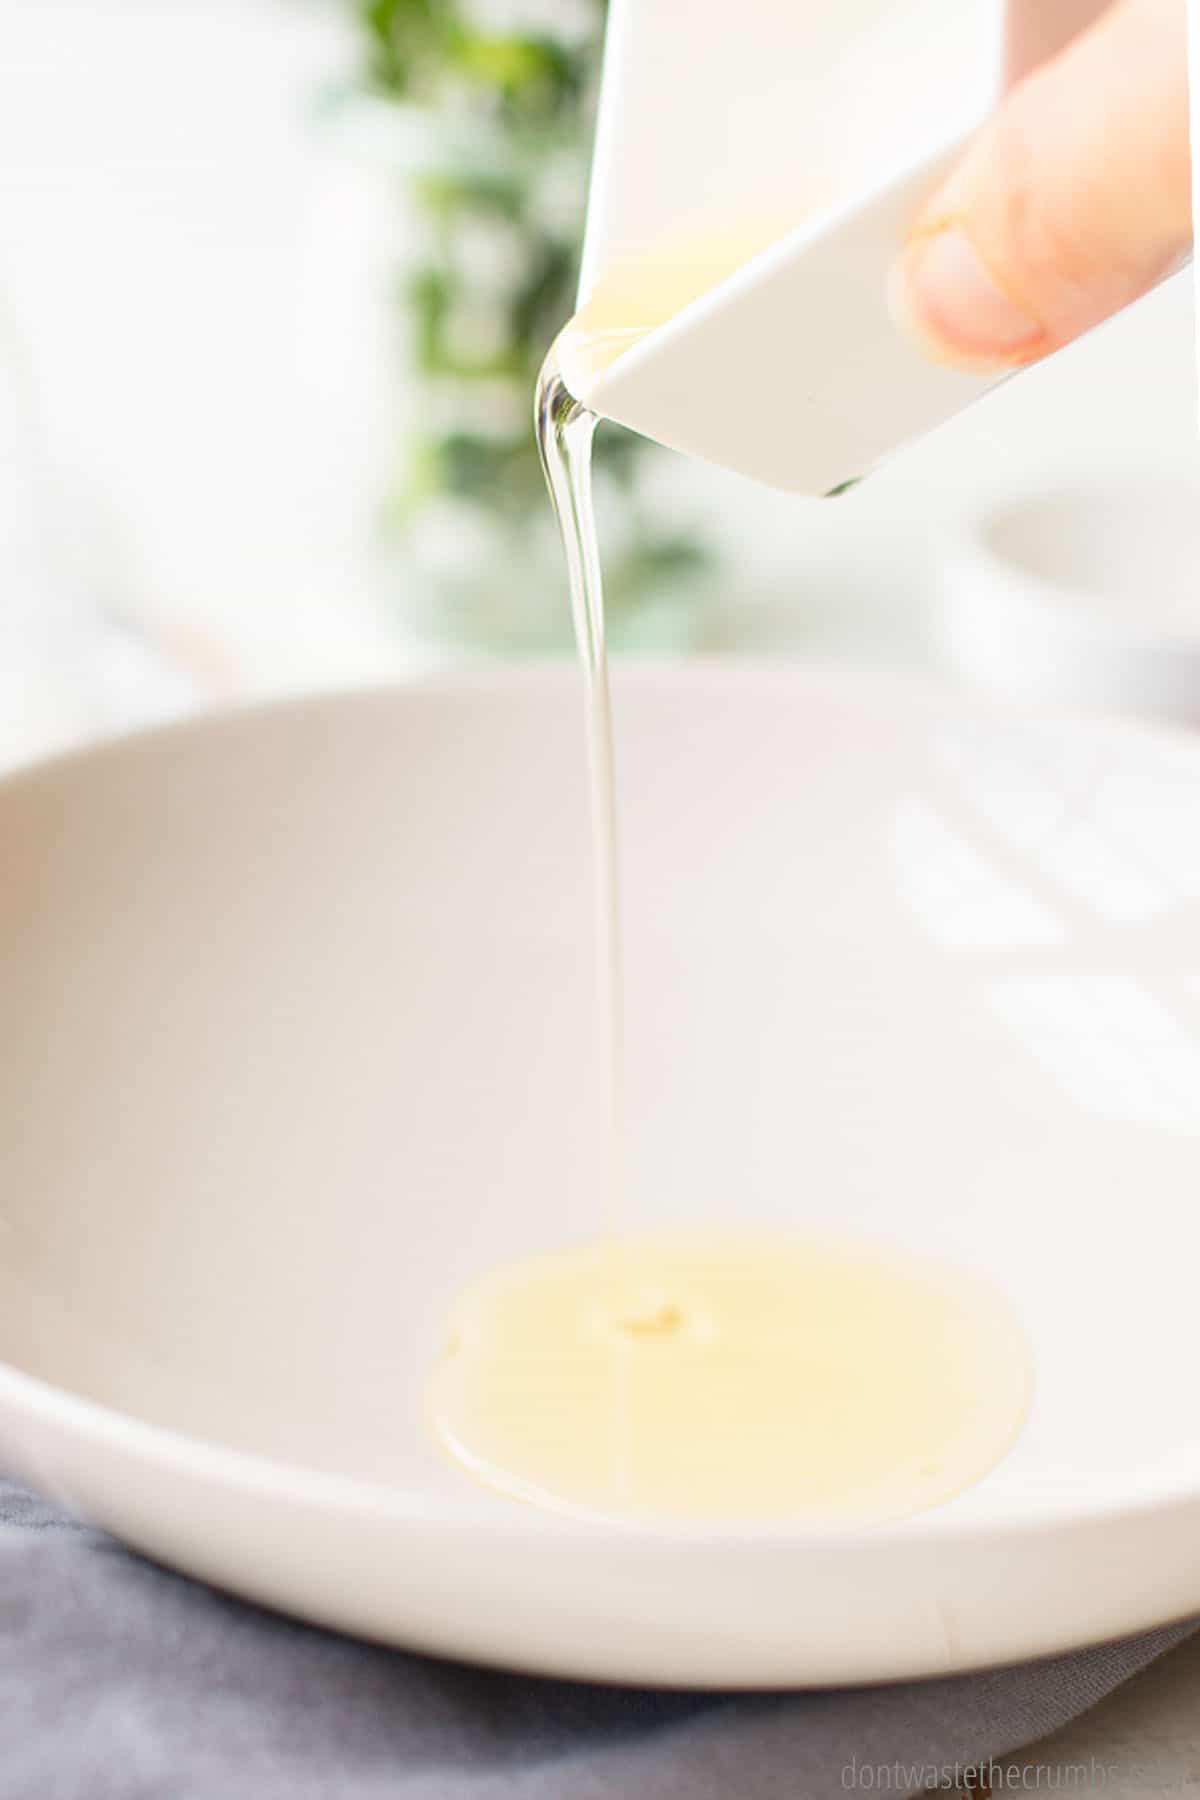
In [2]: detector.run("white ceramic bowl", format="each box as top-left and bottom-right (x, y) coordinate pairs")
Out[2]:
(3, 667), (1200, 1688)
(936, 477), (1200, 725)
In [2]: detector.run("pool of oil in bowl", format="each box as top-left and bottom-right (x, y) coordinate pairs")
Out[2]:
(428, 1230), (1033, 1525)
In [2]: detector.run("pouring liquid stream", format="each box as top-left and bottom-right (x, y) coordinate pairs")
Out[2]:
(533, 351), (635, 1502)
(427, 291), (1035, 1526)
(533, 354), (626, 1253)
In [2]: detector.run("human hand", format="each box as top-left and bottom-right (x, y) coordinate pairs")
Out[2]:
(892, 0), (1191, 371)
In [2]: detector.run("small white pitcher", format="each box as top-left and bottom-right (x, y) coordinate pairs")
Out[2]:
(558, 0), (1112, 495)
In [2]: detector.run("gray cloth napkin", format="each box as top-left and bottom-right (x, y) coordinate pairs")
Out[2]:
(1, 1477), (1194, 1800)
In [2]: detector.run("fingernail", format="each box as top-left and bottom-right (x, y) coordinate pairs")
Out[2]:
(894, 225), (1045, 371)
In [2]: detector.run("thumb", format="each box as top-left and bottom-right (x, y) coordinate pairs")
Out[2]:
(892, 0), (1192, 372)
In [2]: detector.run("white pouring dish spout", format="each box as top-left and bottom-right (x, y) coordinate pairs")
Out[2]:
(558, 0), (1112, 495)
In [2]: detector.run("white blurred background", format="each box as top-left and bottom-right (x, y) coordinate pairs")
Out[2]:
(0, 0), (1195, 761)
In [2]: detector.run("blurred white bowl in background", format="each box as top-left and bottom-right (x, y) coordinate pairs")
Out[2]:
(936, 477), (1200, 726)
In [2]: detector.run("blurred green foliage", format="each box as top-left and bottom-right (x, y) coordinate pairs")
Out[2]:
(347, 0), (713, 638)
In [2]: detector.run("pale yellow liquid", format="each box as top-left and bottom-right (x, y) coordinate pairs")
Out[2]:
(430, 1231), (1033, 1524)
(557, 217), (802, 390)
(427, 258), (1034, 1527)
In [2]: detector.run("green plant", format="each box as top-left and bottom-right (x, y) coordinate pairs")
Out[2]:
(348, 0), (713, 646)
